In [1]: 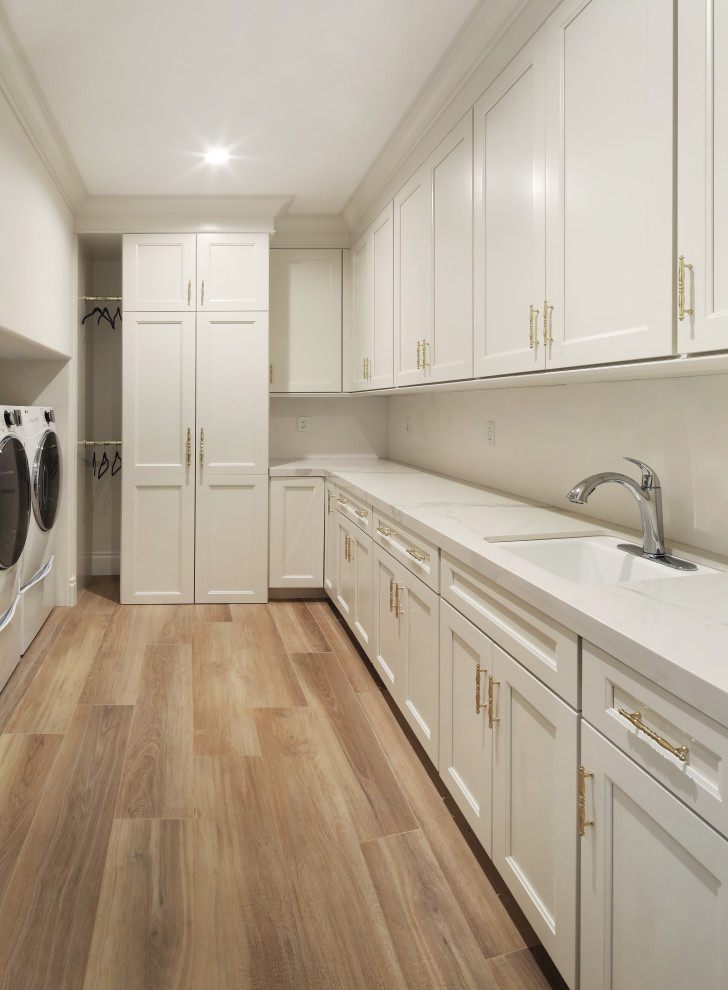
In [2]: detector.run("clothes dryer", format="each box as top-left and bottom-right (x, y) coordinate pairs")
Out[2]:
(18, 407), (61, 655)
(0, 407), (31, 692)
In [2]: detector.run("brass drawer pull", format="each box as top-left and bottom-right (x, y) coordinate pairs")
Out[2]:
(678, 255), (693, 321)
(338, 496), (349, 505)
(529, 304), (539, 349)
(579, 765), (594, 836)
(488, 675), (500, 729)
(327, 490), (333, 514)
(406, 547), (429, 562)
(187, 280), (192, 306)
(355, 509), (368, 519)
(186, 427), (192, 467)
(543, 300), (554, 345)
(389, 576), (394, 612)
(618, 709), (689, 763)
(199, 427), (204, 468)
(201, 279), (205, 306)
(394, 583), (405, 618)
(377, 526), (393, 537)
(475, 663), (487, 715)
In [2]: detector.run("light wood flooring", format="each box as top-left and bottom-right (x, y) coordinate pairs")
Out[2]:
(0, 578), (568, 990)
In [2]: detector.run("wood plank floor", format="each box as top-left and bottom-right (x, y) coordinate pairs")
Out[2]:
(0, 579), (568, 990)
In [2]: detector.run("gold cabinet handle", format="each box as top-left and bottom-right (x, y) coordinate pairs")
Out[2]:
(579, 764), (594, 836)
(187, 280), (192, 306)
(618, 709), (689, 763)
(377, 526), (393, 538)
(389, 576), (394, 612)
(543, 300), (554, 345)
(200, 279), (205, 306)
(366, 357), (371, 381)
(186, 427), (192, 467)
(327, 490), (333, 515)
(475, 663), (487, 715)
(529, 305), (539, 349)
(678, 255), (693, 321)
(416, 340), (422, 370)
(422, 340), (430, 370)
(199, 427), (204, 468)
(269, 363), (273, 385)
(394, 583), (405, 618)
(338, 496), (349, 505)
(488, 675), (500, 729)
(406, 547), (429, 562)
(355, 509), (368, 519)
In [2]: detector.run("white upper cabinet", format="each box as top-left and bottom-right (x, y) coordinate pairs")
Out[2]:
(348, 203), (394, 391)
(545, 0), (674, 368)
(677, 0), (728, 353)
(123, 234), (196, 312)
(269, 249), (342, 392)
(123, 233), (268, 312)
(395, 113), (473, 386)
(474, 32), (546, 377)
(196, 233), (269, 311)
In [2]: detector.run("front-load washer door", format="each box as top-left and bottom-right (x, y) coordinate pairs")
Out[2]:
(0, 434), (31, 569)
(32, 430), (61, 533)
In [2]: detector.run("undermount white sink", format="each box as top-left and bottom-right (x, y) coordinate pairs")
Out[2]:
(494, 536), (714, 584)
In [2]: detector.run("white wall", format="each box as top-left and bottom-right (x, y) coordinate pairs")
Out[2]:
(270, 396), (387, 460)
(387, 374), (728, 558)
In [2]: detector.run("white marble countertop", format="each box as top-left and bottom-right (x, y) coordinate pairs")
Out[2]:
(270, 457), (728, 728)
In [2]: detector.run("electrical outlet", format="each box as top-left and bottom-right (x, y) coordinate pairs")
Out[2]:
(406, 416), (412, 436)
(297, 416), (309, 432)
(487, 421), (495, 446)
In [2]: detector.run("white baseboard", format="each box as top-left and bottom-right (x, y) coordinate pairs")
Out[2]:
(92, 552), (120, 576)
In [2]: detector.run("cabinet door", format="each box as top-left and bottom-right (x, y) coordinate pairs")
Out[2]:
(545, 0), (673, 368)
(394, 160), (432, 386)
(492, 645), (578, 989)
(335, 514), (354, 621)
(677, 0), (728, 353)
(122, 234), (196, 312)
(269, 249), (342, 391)
(474, 33), (546, 377)
(196, 233), (269, 311)
(324, 481), (337, 596)
(349, 528), (373, 658)
(195, 314), (268, 475)
(439, 600), (494, 855)
(580, 721), (728, 990)
(349, 232), (372, 392)
(372, 542), (402, 697)
(121, 313), (196, 603)
(369, 203), (395, 389)
(400, 568), (440, 767)
(194, 475), (268, 604)
(430, 113), (473, 383)
(269, 477), (324, 588)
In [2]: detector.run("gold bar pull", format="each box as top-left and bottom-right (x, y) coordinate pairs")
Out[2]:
(678, 255), (693, 321)
(327, 490), (332, 514)
(337, 496), (349, 505)
(406, 547), (429, 562)
(579, 764), (594, 836)
(394, 583), (405, 618)
(618, 709), (689, 762)
(416, 340), (422, 370)
(389, 576), (394, 612)
(269, 363), (273, 384)
(200, 279), (205, 306)
(187, 280), (192, 306)
(377, 526), (393, 537)
(355, 509), (368, 519)
(363, 357), (367, 380)
(529, 305), (539, 349)
(186, 427), (192, 467)
(199, 427), (204, 468)
(543, 300), (554, 345)
(475, 663), (487, 715)
(423, 340), (430, 370)
(488, 675), (500, 729)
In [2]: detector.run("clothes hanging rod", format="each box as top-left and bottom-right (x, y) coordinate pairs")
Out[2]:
(81, 295), (122, 301)
(80, 440), (123, 446)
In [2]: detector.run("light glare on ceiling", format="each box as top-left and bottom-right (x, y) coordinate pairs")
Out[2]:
(204, 148), (230, 164)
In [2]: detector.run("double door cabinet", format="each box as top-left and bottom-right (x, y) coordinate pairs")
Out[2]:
(121, 233), (269, 605)
(320, 481), (728, 989)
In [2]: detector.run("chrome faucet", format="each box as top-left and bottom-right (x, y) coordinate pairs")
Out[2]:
(567, 457), (697, 571)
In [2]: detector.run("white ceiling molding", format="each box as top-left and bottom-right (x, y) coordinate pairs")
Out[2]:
(271, 213), (351, 249)
(73, 194), (294, 234)
(343, 0), (557, 240)
(0, 4), (86, 210)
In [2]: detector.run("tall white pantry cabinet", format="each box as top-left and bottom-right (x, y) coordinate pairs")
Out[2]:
(121, 232), (269, 605)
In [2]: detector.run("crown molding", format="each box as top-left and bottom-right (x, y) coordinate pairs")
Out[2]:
(271, 213), (351, 248)
(0, 4), (87, 211)
(73, 194), (294, 234)
(342, 0), (558, 239)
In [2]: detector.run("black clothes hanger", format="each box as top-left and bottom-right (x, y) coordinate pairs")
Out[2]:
(92, 449), (96, 477)
(82, 306), (105, 325)
(97, 449), (110, 479)
(111, 450), (122, 476)
(82, 305), (121, 329)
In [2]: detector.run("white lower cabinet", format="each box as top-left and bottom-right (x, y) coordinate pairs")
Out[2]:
(373, 543), (439, 766)
(334, 512), (373, 658)
(323, 480), (337, 596)
(268, 477), (324, 589)
(580, 720), (728, 990)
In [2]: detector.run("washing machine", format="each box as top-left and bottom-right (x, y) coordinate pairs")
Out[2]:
(18, 407), (61, 656)
(0, 407), (31, 693)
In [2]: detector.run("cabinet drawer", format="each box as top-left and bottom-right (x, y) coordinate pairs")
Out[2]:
(441, 552), (578, 708)
(335, 485), (373, 536)
(583, 641), (728, 839)
(373, 510), (440, 592)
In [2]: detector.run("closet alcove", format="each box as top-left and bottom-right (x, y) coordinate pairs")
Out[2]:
(77, 233), (122, 594)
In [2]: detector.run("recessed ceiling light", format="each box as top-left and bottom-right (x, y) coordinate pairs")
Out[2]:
(204, 148), (230, 164)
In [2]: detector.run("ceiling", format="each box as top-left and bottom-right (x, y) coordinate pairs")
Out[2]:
(2, 0), (488, 215)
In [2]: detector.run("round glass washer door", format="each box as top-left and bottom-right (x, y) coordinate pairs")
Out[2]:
(32, 430), (61, 533)
(0, 434), (31, 570)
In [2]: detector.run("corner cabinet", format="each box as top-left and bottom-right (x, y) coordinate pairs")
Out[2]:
(269, 249), (342, 392)
(121, 233), (269, 605)
(269, 477), (324, 589)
